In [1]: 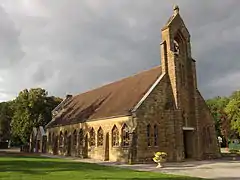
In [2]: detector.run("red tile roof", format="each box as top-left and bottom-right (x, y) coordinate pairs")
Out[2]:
(47, 66), (162, 128)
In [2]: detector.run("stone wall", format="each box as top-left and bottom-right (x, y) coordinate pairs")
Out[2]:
(196, 91), (221, 159)
(135, 74), (184, 162)
(47, 116), (132, 163)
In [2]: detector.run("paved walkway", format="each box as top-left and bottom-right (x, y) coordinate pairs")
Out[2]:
(1, 148), (239, 179)
(41, 154), (240, 180)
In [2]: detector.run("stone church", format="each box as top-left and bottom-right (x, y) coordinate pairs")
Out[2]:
(45, 6), (220, 163)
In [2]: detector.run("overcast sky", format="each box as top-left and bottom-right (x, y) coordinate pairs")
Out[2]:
(0, 0), (239, 102)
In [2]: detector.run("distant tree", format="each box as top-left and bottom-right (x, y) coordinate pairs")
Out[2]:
(219, 109), (232, 146)
(225, 91), (240, 136)
(10, 88), (62, 144)
(206, 96), (230, 137)
(0, 101), (14, 141)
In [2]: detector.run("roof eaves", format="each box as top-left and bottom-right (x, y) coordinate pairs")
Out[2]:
(131, 72), (166, 112)
(46, 114), (132, 129)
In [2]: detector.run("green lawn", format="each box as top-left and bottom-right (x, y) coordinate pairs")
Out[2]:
(0, 154), (204, 180)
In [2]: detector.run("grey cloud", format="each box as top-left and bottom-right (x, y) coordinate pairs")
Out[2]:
(0, 0), (239, 102)
(0, 5), (24, 69)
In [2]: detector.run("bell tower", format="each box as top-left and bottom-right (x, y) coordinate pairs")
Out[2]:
(160, 5), (201, 160)
(160, 5), (197, 112)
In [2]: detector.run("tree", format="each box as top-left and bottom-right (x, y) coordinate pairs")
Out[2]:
(219, 109), (232, 147)
(0, 101), (14, 141)
(10, 88), (62, 144)
(225, 91), (240, 136)
(206, 96), (230, 137)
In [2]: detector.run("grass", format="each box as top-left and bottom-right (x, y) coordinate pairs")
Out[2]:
(0, 154), (204, 180)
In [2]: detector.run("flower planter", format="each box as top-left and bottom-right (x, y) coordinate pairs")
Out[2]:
(153, 152), (167, 168)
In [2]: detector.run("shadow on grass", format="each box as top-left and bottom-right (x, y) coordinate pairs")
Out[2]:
(0, 156), (113, 174)
(0, 155), (205, 179)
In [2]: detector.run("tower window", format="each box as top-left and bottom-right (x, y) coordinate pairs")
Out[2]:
(173, 40), (180, 55)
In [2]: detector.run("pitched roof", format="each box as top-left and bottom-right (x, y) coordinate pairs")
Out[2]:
(47, 66), (162, 128)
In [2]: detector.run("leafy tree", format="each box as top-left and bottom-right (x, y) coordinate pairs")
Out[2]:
(225, 91), (240, 136)
(206, 96), (230, 137)
(10, 88), (62, 144)
(0, 101), (14, 141)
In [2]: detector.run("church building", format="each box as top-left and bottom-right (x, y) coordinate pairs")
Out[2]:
(45, 6), (220, 163)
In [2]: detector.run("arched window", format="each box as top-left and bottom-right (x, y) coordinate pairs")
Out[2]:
(154, 125), (158, 146)
(73, 130), (77, 146)
(48, 132), (51, 144)
(147, 124), (151, 146)
(79, 129), (83, 146)
(97, 127), (104, 146)
(64, 131), (68, 147)
(182, 110), (187, 126)
(89, 128), (95, 146)
(112, 125), (119, 147)
(59, 131), (64, 147)
(51, 133), (54, 144)
(174, 32), (187, 86)
(173, 40), (180, 54)
(122, 124), (130, 147)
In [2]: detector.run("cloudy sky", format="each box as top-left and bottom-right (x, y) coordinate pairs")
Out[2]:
(0, 0), (239, 102)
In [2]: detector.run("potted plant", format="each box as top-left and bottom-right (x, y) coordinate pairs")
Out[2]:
(152, 151), (167, 168)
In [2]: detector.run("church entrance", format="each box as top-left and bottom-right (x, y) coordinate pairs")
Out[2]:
(104, 133), (109, 161)
(183, 130), (194, 159)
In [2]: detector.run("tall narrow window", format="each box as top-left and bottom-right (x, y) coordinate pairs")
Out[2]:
(59, 131), (64, 147)
(63, 131), (68, 153)
(147, 124), (151, 146)
(173, 40), (180, 55)
(182, 111), (187, 126)
(55, 135), (58, 149)
(48, 132), (52, 144)
(73, 130), (77, 146)
(97, 127), (104, 146)
(64, 131), (68, 149)
(122, 124), (130, 147)
(79, 129), (83, 146)
(154, 125), (158, 146)
(89, 128), (95, 146)
(51, 133), (55, 145)
(112, 125), (119, 147)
